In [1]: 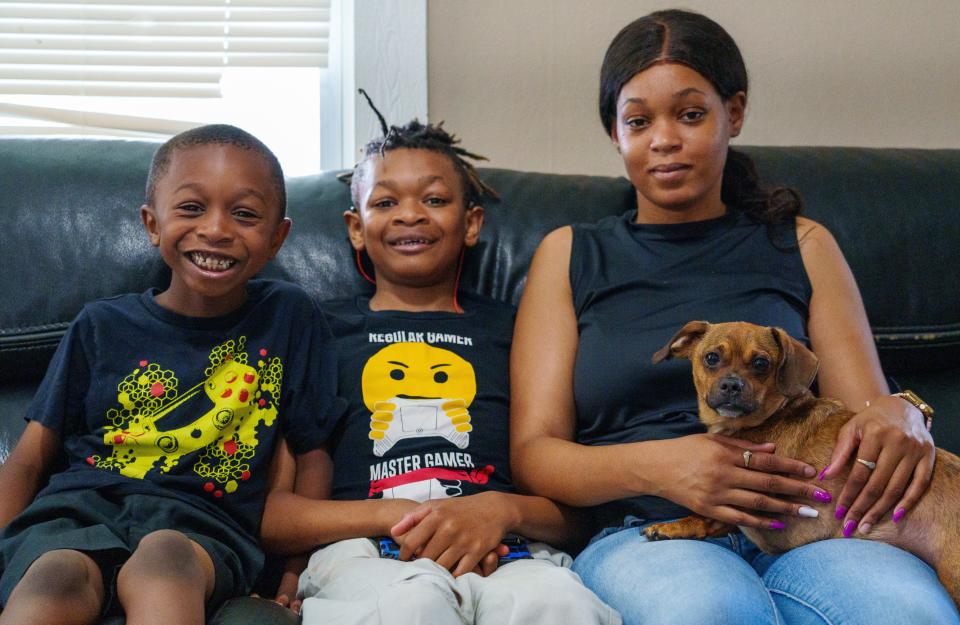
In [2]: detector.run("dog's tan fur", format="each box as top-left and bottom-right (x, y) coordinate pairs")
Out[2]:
(647, 320), (960, 604)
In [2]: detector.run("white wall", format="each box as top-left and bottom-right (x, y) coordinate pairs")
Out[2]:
(327, 0), (428, 169)
(428, 0), (960, 176)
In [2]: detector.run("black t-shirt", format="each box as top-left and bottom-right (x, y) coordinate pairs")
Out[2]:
(324, 292), (515, 502)
(570, 210), (811, 523)
(27, 279), (338, 539)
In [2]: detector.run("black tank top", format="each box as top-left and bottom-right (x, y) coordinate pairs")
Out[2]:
(570, 209), (811, 523)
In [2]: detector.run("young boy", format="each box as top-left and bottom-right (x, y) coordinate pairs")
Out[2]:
(261, 110), (620, 625)
(0, 125), (336, 625)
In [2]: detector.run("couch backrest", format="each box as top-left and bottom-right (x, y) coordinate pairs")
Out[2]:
(1, 139), (958, 451)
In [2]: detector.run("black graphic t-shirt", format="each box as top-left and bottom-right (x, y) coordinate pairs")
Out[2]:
(324, 292), (515, 502)
(27, 279), (338, 539)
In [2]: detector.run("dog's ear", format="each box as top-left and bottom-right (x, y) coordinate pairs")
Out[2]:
(770, 327), (819, 397)
(652, 321), (710, 363)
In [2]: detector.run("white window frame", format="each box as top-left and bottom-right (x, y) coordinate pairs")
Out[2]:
(322, 0), (428, 170)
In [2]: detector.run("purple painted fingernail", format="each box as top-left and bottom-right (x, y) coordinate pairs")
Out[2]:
(812, 488), (832, 503)
(892, 508), (906, 523)
(770, 520), (786, 530)
(843, 519), (857, 538)
(834, 505), (847, 520)
(818, 465), (830, 481)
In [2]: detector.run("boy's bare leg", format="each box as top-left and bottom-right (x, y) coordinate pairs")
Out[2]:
(0, 549), (105, 625)
(116, 529), (215, 625)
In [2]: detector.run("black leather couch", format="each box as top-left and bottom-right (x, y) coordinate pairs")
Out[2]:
(1, 138), (958, 623)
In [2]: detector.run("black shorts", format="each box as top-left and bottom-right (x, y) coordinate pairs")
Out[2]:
(0, 487), (262, 616)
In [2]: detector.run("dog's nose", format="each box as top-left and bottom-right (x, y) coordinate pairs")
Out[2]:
(719, 376), (744, 397)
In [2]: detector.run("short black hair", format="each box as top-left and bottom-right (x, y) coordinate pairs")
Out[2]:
(145, 124), (287, 217)
(348, 90), (498, 209)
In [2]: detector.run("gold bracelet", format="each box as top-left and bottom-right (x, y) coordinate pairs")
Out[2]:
(892, 390), (934, 431)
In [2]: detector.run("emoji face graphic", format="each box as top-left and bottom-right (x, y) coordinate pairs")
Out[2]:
(361, 342), (476, 456)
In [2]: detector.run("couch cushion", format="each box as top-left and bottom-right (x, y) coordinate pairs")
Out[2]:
(0, 139), (165, 383)
(744, 147), (960, 374)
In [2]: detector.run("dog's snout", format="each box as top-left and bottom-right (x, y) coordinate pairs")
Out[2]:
(719, 376), (744, 397)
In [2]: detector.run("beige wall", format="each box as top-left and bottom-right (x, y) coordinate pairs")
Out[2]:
(428, 0), (960, 176)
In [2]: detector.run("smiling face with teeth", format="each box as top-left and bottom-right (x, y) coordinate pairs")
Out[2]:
(346, 148), (483, 311)
(141, 143), (291, 317)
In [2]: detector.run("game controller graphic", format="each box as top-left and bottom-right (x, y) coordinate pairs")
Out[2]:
(371, 396), (470, 456)
(361, 342), (477, 457)
(96, 351), (280, 494)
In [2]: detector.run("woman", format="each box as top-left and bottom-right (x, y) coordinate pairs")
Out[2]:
(510, 9), (957, 624)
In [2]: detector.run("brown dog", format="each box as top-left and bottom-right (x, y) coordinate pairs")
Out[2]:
(646, 320), (960, 604)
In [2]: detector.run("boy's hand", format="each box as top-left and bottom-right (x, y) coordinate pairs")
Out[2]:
(475, 544), (509, 576)
(272, 564), (303, 614)
(377, 498), (421, 535)
(390, 492), (513, 577)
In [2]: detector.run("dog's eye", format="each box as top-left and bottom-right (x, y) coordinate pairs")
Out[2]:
(752, 357), (770, 373)
(703, 352), (721, 367)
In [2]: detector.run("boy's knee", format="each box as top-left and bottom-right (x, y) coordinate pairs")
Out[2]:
(488, 564), (601, 614)
(122, 529), (206, 580)
(18, 549), (101, 599)
(376, 563), (462, 616)
(379, 582), (461, 620)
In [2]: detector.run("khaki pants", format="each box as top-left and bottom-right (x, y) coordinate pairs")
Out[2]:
(298, 538), (621, 625)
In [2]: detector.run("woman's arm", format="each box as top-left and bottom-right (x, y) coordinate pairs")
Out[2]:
(0, 421), (60, 528)
(798, 217), (934, 533)
(260, 442), (417, 556)
(510, 227), (650, 504)
(509, 227), (820, 519)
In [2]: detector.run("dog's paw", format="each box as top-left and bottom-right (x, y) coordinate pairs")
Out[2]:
(643, 516), (735, 541)
(643, 521), (683, 541)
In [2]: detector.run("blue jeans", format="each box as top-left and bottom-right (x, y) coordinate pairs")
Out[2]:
(572, 519), (959, 625)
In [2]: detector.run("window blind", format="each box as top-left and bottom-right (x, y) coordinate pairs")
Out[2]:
(0, 0), (330, 134)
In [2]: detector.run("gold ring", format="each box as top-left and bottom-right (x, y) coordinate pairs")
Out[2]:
(856, 458), (877, 471)
(743, 450), (753, 468)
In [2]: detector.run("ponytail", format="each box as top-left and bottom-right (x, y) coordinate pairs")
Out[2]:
(721, 148), (803, 225)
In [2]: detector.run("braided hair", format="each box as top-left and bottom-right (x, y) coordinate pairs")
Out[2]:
(599, 10), (802, 225)
(347, 89), (499, 209)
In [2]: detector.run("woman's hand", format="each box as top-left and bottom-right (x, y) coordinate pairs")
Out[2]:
(657, 434), (827, 530)
(390, 491), (511, 577)
(821, 394), (935, 535)
(797, 220), (934, 534)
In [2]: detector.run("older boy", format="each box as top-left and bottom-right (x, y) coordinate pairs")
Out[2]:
(0, 125), (336, 625)
(262, 112), (619, 625)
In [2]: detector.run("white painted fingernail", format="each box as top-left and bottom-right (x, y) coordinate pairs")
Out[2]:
(858, 522), (872, 535)
(798, 506), (819, 518)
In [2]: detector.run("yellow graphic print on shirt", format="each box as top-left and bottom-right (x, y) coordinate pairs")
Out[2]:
(361, 342), (476, 458)
(90, 337), (282, 498)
